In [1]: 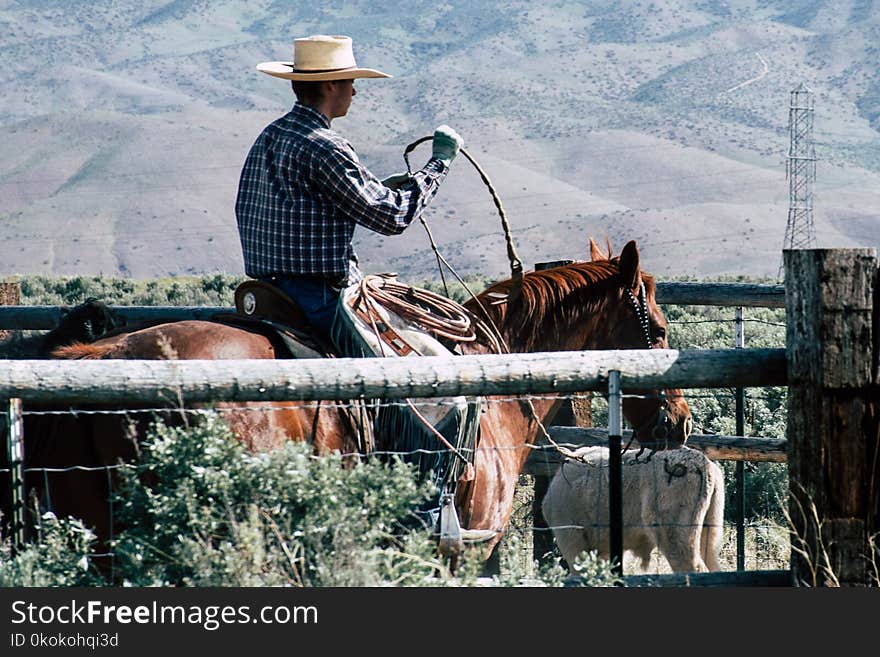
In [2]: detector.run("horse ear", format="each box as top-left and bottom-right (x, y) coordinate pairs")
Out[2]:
(589, 238), (607, 261)
(618, 240), (641, 291)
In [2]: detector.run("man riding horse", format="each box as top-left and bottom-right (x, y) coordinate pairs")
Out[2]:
(235, 34), (464, 351)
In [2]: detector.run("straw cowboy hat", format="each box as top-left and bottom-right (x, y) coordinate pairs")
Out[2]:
(257, 34), (391, 81)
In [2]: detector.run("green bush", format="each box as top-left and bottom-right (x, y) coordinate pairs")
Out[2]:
(0, 413), (599, 587)
(14, 274), (244, 306)
(0, 513), (101, 586)
(110, 415), (446, 586)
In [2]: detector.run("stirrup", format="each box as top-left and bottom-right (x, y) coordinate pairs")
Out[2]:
(438, 493), (464, 557)
(438, 493), (496, 557)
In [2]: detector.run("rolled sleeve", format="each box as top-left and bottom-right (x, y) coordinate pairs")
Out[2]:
(314, 140), (448, 236)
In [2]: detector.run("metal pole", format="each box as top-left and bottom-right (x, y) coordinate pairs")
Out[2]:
(6, 397), (25, 552)
(735, 307), (746, 571)
(607, 371), (623, 578)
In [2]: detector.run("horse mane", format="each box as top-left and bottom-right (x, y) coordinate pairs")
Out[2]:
(467, 257), (656, 351)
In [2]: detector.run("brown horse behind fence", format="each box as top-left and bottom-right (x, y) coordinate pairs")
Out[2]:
(6, 239), (692, 563)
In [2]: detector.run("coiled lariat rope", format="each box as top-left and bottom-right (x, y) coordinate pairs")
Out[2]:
(357, 274), (475, 343)
(352, 273), (477, 469)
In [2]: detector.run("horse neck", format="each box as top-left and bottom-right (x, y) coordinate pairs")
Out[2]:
(461, 267), (617, 443)
(467, 265), (618, 354)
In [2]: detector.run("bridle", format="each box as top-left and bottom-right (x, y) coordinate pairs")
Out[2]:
(625, 281), (653, 349)
(624, 280), (676, 450)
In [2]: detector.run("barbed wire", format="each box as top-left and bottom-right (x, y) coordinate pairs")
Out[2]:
(0, 433), (786, 479)
(0, 387), (787, 420)
(3, 444), (788, 573)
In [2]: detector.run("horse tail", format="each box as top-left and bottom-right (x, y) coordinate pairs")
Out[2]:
(52, 342), (118, 360)
(701, 459), (725, 572)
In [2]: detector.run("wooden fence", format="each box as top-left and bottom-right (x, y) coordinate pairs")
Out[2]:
(1, 249), (877, 586)
(0, 281), (786, 330)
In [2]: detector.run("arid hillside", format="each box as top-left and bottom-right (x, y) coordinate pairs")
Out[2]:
(2, 0), (879, 282)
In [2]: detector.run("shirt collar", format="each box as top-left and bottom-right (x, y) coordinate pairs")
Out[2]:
(292, 102), (331, 129)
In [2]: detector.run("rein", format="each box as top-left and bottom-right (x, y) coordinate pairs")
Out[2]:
(391, 140), (670, 470)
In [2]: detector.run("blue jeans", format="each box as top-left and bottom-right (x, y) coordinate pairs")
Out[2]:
(260, 275), (342, 346)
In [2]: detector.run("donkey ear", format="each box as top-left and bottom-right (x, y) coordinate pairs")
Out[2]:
(618, 240), (641, 290)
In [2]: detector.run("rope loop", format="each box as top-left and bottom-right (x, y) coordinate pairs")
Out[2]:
(357, 273), (477, 343)
(403, 135), (523, 284)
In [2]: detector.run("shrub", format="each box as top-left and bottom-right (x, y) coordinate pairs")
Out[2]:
(0, 512), (100, 586)
(110, 415), (447, 586)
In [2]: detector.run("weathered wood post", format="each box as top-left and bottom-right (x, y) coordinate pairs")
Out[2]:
(5, 398), (25, 551)
(784, 247), (879, 586)
(1, 282), (23, 551)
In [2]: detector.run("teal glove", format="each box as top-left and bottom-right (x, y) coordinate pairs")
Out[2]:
(381, 172), (413, 190)
(432, 124), (463, 167)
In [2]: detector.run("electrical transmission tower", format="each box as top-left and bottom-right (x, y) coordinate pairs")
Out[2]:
(780, 83), (817, 278)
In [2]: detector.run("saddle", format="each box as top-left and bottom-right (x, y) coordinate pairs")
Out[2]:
(228, 280), (329, 358)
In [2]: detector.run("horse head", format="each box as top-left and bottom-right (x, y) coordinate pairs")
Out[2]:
(588, 239), (693, 449)
(50, 298), (126, 348)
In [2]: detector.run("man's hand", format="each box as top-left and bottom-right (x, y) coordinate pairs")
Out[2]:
(381, 172), (413, 190)
(432, 125), (463, 167)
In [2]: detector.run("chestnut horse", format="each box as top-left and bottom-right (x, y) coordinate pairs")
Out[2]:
(18, 239), (691, 562)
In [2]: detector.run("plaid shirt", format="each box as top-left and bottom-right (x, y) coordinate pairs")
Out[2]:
(235, 102), (449, 282)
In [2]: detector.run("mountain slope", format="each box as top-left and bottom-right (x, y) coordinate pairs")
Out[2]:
(1, 0), (879, 281)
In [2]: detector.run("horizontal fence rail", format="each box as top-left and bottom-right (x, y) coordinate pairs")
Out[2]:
(0, 348), (786, 404)
(524, 427), (787, 476)
(0, 282), (786, 330)
(654, 282), (784, 308)
(0, 305), (230, 330)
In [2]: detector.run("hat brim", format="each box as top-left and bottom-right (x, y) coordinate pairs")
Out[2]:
(256, 62), (391, 81)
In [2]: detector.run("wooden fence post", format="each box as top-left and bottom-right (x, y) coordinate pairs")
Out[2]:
(5, 397), (25, 552)
(784, 247), (879, 586)
(1, 282), (24, 552)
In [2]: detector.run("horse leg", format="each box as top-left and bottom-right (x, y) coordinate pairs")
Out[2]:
(481, 543), (501, 576)
(701, 470), (725, 572)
